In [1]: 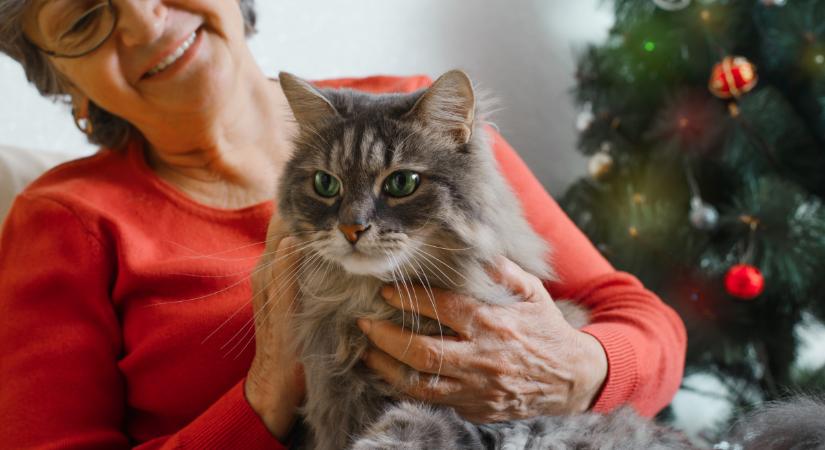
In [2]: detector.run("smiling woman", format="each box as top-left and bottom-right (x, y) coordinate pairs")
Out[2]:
(2, 0), (256, 149)
(0, 1), (687, 448)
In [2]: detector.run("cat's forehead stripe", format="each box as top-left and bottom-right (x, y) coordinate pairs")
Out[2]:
(361, 127), (378, 169)
(341, 126), (356, 172)
(376, 124), (396, 170)
(327, 136), (339, 172)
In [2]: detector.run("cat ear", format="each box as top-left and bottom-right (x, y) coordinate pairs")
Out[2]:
(405, 70), (476, 145)
(279, 71), (340, 132)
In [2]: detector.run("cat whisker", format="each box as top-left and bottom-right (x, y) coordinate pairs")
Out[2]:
(232, 280), (305, 361)
(398, 258), (421, 335)
(199, 241), (316, 345)
(383, 251), (408, 335)
(296, 251), (333, 300)
(408, 255), (446, 380)
(169, 236), (318, 279)
(412, 246), (470, 284)
(400, 255), (424, 335)
(230, 277), (301, 361)
(166, 230), (317, 264)
(388, 252), (419, 356)
(155, 239), (317, 309)
(409, 246), (467, 288)
(406, 251), (452, 288)
(247, 248), (322, 327)
(223, 249), (323, 359)
(391, 252), (417, 337)
(216, 249), (312, 353)
(406, 236), (477, 252)
(310, 258), (337, 301)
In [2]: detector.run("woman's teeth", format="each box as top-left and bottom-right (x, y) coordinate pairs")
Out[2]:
(145, 31), (197, 77)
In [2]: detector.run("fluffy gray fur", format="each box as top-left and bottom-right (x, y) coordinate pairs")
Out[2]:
(723, 395), (825, 449)
(273, 70), (694, 450)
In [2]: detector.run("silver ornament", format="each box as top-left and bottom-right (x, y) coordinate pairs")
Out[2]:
(689, 196), (719, 230)
(653, 0), (692, 11)
(588, 150), (614, 180)
(576, 102), (595, 132)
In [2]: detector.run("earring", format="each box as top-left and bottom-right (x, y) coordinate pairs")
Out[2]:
(72, 106), (94, 136)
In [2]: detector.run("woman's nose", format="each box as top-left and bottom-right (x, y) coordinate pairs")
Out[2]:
(113, 0), (167, 47)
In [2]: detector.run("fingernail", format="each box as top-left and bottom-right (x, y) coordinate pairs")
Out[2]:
(278, 237), (294, 250)
(357, 318), (372, 333)
(381, 285), (393, 300)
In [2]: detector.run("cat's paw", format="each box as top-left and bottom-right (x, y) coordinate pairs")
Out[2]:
(350, 402), (482, 450)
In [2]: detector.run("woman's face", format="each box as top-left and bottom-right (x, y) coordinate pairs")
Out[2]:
(23, 0), (250, 129)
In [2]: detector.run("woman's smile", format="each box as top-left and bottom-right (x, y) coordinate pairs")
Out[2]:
(142, 28), (199, 79)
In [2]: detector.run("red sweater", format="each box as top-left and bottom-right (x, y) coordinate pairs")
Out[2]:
(0, 76), (686, 448)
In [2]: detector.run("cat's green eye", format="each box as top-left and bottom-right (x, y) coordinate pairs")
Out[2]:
(314, 171), (341, 197)
(383, 170), (421, 198)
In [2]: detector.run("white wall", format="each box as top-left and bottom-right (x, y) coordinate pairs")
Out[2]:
(0, 0), (613, 196)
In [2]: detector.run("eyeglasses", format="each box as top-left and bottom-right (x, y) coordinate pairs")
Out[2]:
(27, 0), (117, 59)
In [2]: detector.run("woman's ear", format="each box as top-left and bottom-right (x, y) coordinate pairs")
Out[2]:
(53, 69), (85, 107)
(65, 86), (93, 134)
(70, 93), (91, 119)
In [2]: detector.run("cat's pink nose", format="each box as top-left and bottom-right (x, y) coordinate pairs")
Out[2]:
(339, 223), (370, 243)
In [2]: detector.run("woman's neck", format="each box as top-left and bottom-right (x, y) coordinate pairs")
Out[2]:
(142, 64), (296, 209)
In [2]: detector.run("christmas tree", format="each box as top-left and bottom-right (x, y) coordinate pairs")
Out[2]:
(561, 0), (825, 438)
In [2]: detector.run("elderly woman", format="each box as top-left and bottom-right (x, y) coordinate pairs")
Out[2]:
(0, 0), (686, 448)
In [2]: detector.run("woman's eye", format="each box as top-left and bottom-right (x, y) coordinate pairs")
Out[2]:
(60, 6), (103, 39)
(313, 171), (341, 197)
(66, 12), (97, 35)
(383, 170), (420, 198)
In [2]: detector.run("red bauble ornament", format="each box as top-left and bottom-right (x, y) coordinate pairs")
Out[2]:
(724, 264), (764, 300)
(709, 56), (758, 99)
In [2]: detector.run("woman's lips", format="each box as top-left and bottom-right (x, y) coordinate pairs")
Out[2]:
(140, 28), (202, 81)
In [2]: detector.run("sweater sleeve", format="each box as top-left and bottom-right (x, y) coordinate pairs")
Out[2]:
(488, 129), (687, 417)
(0, 194), (284, 449)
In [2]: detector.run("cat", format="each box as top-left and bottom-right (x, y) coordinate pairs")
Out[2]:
(264, 69), (699, 450)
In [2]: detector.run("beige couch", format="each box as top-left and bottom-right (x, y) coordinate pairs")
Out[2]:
(0, 145), (76, 224)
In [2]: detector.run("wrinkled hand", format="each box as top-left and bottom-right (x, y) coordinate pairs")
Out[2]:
(357, 256), (607, 423)
(245, 219), (306, 439)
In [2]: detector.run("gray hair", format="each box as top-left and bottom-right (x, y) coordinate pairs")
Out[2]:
(0, 0), (257, 150)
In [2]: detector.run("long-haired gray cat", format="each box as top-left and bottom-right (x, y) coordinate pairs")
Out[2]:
(267, 70), (823, 449)
(270, 70), (692, 449)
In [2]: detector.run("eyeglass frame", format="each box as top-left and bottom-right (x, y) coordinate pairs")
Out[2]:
(25, 0), (118, 59)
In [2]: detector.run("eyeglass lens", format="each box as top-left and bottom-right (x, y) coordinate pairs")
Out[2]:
(36, 0), (115, 57)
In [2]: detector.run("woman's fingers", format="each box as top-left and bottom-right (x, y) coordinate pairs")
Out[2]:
(361, 347), (463, 403)
(379, 284), (478, 335)
(357, 318), (463, 377)
(487, 255), (548, 303)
